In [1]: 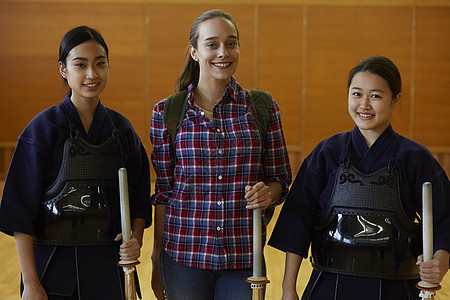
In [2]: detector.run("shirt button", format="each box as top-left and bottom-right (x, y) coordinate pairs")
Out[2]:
(216, 128), (221, 133)
(218, 149), (223, 154)
(218, 175), (223, 180)
(201, 111), (205, 116)
(216, 226), (221, 231)
(217, 201), (222, 206)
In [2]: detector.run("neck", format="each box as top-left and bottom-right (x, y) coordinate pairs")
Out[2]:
(196, 75), (230, 102)
(70, 96), (98, 134)
(360, 129), (382, 148)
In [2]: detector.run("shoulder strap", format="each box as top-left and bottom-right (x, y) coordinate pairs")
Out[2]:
(163, 90), (189, 148)
(248, 90), (273, 147)
(248, 90), (277, 225)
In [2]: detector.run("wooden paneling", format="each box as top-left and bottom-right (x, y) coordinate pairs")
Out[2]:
(414, 7), (450, 146)
(304, 6), (415, 155)
(0, 3), (147, 141)
(258, 6), (303, 148)
(304, 6), (359, 154)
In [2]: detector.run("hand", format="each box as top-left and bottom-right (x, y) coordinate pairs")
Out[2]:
(115, 234), (142, 261)
(281, 288), (299, 300)
(417, 250), (450, 284)
(245, 182), (272, 210)
(151, 260), (167, 300)
(21, 280), (47, 300)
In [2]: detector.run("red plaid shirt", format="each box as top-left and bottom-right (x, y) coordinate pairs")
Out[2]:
(150, 78), (291, 270)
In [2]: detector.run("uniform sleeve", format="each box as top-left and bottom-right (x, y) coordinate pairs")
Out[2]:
(150, 99), (176, 206)
(0, 138), (48, 236)
(262, 100), (292, 203)
(432, 171), (450, 255)
(126, 135), (152, 228)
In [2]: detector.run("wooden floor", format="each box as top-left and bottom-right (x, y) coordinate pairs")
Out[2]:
(1, 181), (449, 299)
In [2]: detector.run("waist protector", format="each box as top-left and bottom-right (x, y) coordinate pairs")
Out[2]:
(34, 133), (123, 246)
(311, 163), (420, 279)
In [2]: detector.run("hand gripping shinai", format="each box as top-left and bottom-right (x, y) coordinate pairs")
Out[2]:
(118, 168), (140, 300)
(246, 207), (270, 300)
(416, 182), (441, 299)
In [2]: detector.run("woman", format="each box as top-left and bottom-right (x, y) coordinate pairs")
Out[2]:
(150, 9), (292, 300)
(0, 26), (151, 299)
(268, 56), (450, 300)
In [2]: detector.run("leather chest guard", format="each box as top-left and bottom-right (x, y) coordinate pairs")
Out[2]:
(311, 161), (420, 279)
(34, 131), (123, 246)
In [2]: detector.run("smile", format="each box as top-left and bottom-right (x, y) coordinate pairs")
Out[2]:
(358, 113), (374, 119)
(84, 83), (99, 87)
(212, 62), (231, 68)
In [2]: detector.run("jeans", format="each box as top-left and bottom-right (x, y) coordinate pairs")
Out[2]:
(160, 249), (266, 300)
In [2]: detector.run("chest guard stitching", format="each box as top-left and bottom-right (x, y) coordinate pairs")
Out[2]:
(34, 134), (123, 246)
(311, 163), (420, 279)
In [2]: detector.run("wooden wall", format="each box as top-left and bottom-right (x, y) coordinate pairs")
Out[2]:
(0, 0), (449, 176)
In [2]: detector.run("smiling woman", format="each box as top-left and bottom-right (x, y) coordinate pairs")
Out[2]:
(149, 9), (291, 300)
(0, 26), (152, 299)
(268, 56), (450, 300)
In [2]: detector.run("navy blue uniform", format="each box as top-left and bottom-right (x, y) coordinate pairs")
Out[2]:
(269, 125), (450, 300)
(0, 95), (151, 298)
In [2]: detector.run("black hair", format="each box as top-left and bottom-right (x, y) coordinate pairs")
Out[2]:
(58, 25), (109, 85)
(347, 56), (402, 98)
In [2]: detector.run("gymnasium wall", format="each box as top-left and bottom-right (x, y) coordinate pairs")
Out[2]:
(0, 0), (449, 176)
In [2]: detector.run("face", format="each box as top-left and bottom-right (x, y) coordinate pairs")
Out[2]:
(190, 17), (240, 85)
(348, 71), (400, 141)
(59, 40), (109, 105)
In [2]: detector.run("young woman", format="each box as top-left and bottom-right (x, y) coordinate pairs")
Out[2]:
(0, 26), (151, 299)
(150, 9), (292, 300)
(268, 56), (450, 300)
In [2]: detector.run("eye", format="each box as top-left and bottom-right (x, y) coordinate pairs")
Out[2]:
(352, 92), (361, 97)
(206, 43), (217, 48)
(227, 41), (238, 48)
(74, 63), (85, 68)
(97, 61), (107, 67)
(371, 94), (381, 99)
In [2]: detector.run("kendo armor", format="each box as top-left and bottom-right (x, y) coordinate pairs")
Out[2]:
(34, 129), (123, 246)
(311, 154), (420, 279)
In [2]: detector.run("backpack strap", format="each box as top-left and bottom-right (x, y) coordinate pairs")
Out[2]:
(163, 90), (189, 148)
(248, 90), (273, 147)
(163, 89), (276, 224)
(248, 90), (277, 225)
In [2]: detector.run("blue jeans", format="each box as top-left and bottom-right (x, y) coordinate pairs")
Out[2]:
(160, 249), (266, 300)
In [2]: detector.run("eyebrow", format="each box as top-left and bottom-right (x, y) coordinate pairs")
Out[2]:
(351, 87), (385, 93)
(71, 55), (107, 61)
(203, 35), (238, 41)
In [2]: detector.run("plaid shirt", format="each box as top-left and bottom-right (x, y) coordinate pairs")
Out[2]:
(150, 78), (292, 270)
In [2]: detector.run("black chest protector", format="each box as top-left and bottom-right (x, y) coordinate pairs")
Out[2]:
(34, 128), (123, 246)
(311, 135), (420, 279)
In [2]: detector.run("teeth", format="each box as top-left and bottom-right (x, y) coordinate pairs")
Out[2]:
(359, 113), (372, 118)
(214, 63), (230, 67)
(85, 83), (97, 87)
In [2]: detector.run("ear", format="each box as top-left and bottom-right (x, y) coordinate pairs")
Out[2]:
(189, 45), (198, 62)
(392, 92), (401, 107)
(58, 61), (67, 79)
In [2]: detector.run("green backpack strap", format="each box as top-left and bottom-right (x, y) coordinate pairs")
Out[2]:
(248, 90), (277, 225)
(163, 90), (189, 148)
(248, 90), (273, 147)
(163, 89), (276, 224)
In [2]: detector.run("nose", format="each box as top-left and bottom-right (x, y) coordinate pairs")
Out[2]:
(217, 44), (228, 57)
(86, 66), (98, 78)
(360, 95), (371, 109)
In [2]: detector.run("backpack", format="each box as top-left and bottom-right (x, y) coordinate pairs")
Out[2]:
(163, 89), (276, 224)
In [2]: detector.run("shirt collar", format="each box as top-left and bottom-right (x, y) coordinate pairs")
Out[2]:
(186, 77), (241, 105)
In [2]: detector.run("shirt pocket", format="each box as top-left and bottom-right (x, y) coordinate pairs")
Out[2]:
(224, 113), (262, 156)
